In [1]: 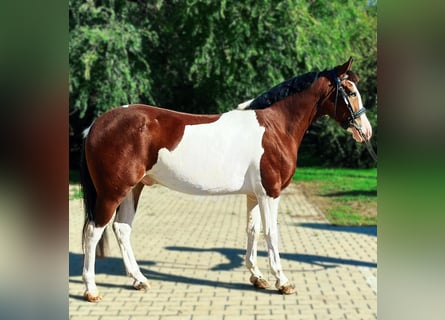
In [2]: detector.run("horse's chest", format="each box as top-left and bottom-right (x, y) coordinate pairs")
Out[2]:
(146, 111), (265, 194)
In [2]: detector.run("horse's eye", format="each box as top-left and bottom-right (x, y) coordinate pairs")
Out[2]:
(348, 92), (357, 97)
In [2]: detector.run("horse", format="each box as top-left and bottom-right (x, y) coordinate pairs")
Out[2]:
(79, 57), (373, 302)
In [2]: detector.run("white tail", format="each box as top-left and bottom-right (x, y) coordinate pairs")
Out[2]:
(82, 122), (95, 139)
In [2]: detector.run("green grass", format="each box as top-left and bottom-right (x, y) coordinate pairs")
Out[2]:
(69, 185), (83, 200)
(69, 170), (83, 200)
(293, 167), (377, 226)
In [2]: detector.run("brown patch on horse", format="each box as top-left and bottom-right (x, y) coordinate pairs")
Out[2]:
(346, 70), (360, 83)
(254, 60), (358, 199)
(254, 89), (324, 198)
(85, 104), (220, 226)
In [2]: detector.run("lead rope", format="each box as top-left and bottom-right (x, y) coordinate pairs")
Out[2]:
(363, 138), (378, 164)
(352, 122), (378, 163)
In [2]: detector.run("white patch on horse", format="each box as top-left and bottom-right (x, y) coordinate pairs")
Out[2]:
(147, 110), (265, 195)
(122, 104), (129, 108)
(237, 99), (254, 110)
(345, 81), (372, 142)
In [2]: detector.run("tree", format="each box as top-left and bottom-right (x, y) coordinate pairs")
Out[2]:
(69, 0), (158, 118)
(69, 0), (159, 164)
(69, 0), (377, 168)
(298, 0), (377, 168)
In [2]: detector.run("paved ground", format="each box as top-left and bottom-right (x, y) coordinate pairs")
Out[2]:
(69, 183), (377, 319)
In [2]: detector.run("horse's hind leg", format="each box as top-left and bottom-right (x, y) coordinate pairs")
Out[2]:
(245, 194), (270, 289)
(83, 222), (106, 302)
(112, 183), (150, 291)
(82, 198), (116, 302)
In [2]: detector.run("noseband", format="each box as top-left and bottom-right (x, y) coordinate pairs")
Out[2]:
(331, 70), (377, 163)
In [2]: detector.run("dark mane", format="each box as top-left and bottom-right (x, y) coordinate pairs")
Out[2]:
(246, 71), (319, 110)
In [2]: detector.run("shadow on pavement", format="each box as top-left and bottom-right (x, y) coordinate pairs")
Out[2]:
(165, 246), (377, 270)
(322, 190), (377, 197)
(298, 222), (377, 237)
(69, 252), (268, 294)
(69, 239), (376, 293)
(69, 252), (155, 277)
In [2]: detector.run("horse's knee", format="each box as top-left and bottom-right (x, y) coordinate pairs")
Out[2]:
(112, 222), (132, 241)
(83, 221), (105, 244)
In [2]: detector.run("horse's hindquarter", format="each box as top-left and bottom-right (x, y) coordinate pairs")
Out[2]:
(147, 110), (265, 195)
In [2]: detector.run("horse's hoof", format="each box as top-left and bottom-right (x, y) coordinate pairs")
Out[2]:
(84, 291), (102, 302)
(249, 275), (271, 289)
(277, 282), (296, 295)
(133, 280), (150, 291)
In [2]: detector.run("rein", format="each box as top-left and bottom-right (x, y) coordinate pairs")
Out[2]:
(331, 70), (378, 163)
(354, 122), (378, 163)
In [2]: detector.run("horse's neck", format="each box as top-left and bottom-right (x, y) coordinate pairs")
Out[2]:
(271, 91), (322, 144)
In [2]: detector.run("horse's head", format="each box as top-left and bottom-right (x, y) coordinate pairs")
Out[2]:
(320, 57), (373, 143)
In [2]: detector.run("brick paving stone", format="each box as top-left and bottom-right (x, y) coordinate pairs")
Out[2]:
(70, 183), (376, 319)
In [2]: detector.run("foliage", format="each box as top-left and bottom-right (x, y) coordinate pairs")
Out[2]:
(69, 0), (377, 168)
(297, 0), (377, 168)
(69, 0), (158, 118)
(69, 185), (83, 200)
(300, 110), (377, 168)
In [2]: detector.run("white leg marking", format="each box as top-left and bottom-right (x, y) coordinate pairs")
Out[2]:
(113, 192), (149, 288)
(246, 194), (272, 289)
(245, 194), (263, 277)
(257, 196), (291, 289)
(113, 222), (149, 287)
(82, 221), (106, 298)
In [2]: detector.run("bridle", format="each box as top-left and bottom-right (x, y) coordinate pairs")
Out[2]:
(331, 70), (378, 163)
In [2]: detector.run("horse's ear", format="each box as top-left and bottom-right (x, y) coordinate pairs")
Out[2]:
(335, 57), (353, 77)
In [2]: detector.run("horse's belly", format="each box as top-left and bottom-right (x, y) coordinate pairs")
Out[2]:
(147, 157), (249, 195)
(146, 110), (265, 195)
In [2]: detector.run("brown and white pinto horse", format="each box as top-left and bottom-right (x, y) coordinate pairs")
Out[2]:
(80, 58), (373, 302)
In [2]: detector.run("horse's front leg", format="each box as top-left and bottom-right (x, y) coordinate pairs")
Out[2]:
(113, 183), (150, 291)
(258, 195), (296, 294)
(245, 195), (270, 289)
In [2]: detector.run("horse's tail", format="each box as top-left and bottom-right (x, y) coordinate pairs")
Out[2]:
(80, 135), (110, 258)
